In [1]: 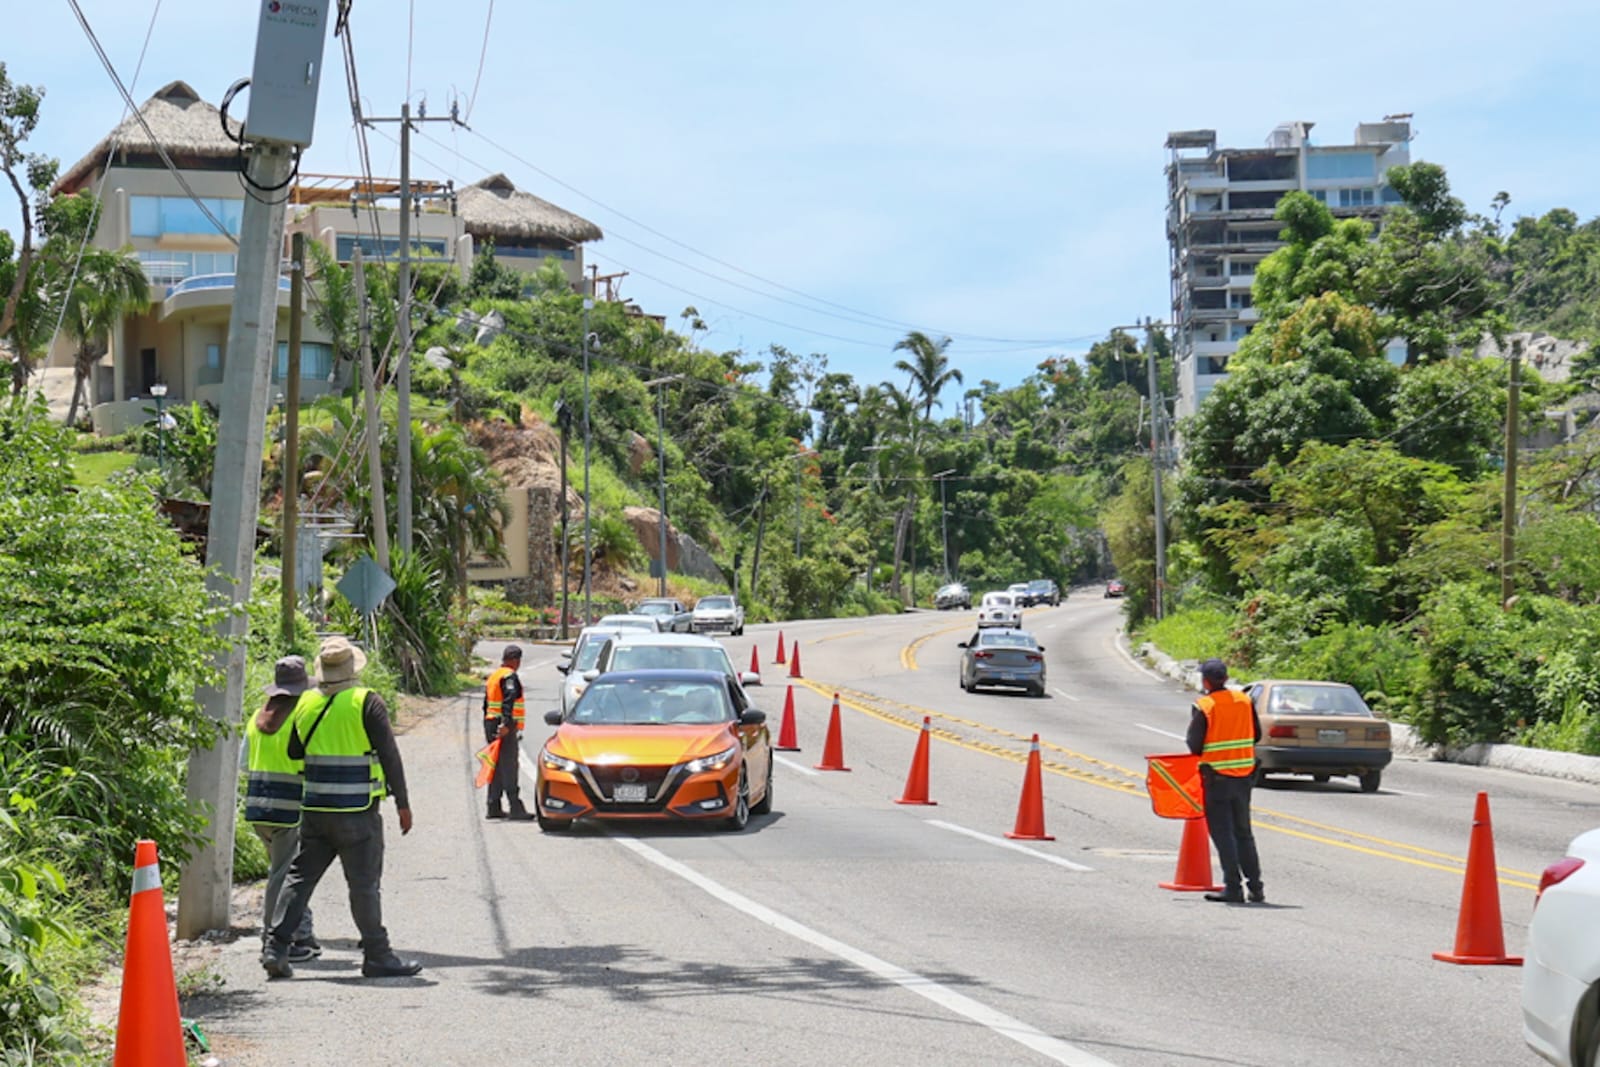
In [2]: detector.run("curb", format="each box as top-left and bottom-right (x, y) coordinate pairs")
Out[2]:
(1130, 638), (1600, 787)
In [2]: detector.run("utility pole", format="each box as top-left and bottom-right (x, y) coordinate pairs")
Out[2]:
(1502, 338), (1522, 607)
(1145, 319), (1168, 621)
(354, 248), (391, 572)
(933, 468), (956, 580)
(644, 375), (682, 595)
(555, 399), (572, 639)
(280, 232), (305, 643)
(752, 475), (770, 602)
(179, 0), (333, 938)
(581, 298), (594, 625)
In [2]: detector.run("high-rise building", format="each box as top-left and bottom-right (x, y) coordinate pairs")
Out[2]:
(1165, 118), (1413, 420)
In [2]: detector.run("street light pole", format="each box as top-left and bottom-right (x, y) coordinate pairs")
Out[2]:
(933, 468), (956, 580)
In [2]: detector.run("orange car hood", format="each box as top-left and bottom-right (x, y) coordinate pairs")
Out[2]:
(549, 723), (737, 766)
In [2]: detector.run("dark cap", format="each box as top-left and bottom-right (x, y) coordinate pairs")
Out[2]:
(503, 644), (523, 661)
(265, 655), (310, 697)
(1199, 658), (1229, 683)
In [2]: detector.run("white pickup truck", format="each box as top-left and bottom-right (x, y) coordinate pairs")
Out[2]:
(634, 597), (694, 633)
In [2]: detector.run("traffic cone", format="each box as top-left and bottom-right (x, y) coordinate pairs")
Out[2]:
(114, 840), (185, 1067)
(788, 641), (803, 679)
(813, 693), (851, 771)
(775, 685), (801, 751)
(894, 716), (937, 805)
(749, 645), (761, 676)
(1433, 792), (1523, 965)
(1159, 816), (1223, 892)
(775, 631), (787, 665)
(1005, 735), (1054, 841)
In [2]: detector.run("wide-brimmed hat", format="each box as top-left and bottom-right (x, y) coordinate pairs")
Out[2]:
(316, 636), (368, 691)
(265, 655), (310, 697)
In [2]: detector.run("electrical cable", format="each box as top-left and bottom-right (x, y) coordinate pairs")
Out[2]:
(464, 0), (495, 123)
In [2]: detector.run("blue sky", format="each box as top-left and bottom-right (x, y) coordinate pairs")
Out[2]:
(7, 0), (1600, 392)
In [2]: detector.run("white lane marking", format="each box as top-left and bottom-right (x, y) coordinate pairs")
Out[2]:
(614, 836), (1115, 1066)
(774, 754), (822, 777)
(1051, 687), (1081, 702)
(1109, 632), (1174, 684)
(1136, 724), (1185, 741)
(926, 820), (1095, 873)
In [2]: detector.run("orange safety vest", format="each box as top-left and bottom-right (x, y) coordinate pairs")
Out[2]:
(484, 667), (526, 731)
(1197, 688), (1256, 777)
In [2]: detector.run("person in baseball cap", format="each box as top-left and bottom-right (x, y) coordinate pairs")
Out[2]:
(1185, 656), (1265, 904)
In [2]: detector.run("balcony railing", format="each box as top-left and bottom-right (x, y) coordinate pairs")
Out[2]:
(165, 273), (292, 299)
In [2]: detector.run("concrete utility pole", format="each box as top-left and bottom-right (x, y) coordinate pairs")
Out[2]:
(280, 232), (305, 643)
(1145, 319), (1168, 621)
(581, 298), (595, 625)
(1502, 338), (1523, 607)
(751, 475), (770, 602)
(555, 399), (573, 639)
(354, 248), (391, 572)
(933, 469), (956, 579)
(644, 375), (683, 595)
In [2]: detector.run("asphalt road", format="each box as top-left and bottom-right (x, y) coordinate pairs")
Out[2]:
(193, 594), (1588, 1066)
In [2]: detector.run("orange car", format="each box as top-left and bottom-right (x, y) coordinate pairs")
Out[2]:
(535, 669), (772, 832)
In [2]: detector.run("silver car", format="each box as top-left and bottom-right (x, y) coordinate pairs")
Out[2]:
(958, 628), (1046, 697)
(691, 595), (745, 636)
(556, 627), (624, 713)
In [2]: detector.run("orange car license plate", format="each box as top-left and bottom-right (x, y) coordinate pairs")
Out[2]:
(614, 784), (649, 803)
(1317, 729), (1345, 744)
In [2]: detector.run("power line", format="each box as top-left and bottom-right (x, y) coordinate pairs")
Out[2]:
(464, 0), (495, 122)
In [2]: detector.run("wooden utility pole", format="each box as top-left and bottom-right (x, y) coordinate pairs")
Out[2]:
(280, 232), (305, 643)
(353, 248), (391, 572)
(1501, 338), (1523, 607)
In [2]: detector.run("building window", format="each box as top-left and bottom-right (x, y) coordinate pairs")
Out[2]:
(1338, 188), (1376, 207)
(1230, 323), (1254, 342)
(1311, 190), (1327, 203)
(493, 243), (577, 262)
(200, 343), (224, 386)
(1229, 259), (1257, 276)
(334, 235), (450, 261)
(130, 196), (244, 238)
(273, 342), (335, 384)
(1306, 152), (1378, 181)
(1199, 356), (1229, 376)
(1381, 185), (1403, 205)
(1229, 291), (1254, 309)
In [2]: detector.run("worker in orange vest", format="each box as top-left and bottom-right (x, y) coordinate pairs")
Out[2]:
(484, 645), (530, 820)
(1186, 658), (1264, 904)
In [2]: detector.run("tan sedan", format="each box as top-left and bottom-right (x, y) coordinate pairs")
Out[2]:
(1243, 680), (1392, 792)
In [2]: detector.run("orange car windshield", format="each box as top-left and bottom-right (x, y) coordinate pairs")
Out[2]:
(571, 679), (731, 726)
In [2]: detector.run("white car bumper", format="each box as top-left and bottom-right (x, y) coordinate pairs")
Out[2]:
(1522, 954), (1586, 1066)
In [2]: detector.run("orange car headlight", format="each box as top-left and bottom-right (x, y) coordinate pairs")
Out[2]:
(541, 748), (580, 773)
(684, 745), (738, 774)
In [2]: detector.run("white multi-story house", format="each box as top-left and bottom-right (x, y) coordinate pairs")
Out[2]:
(1165, 118), (1414, 420)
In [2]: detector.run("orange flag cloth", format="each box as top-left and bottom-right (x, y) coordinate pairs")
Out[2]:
(1146, 753), (1206, 820)
(474, 738), (502, 789)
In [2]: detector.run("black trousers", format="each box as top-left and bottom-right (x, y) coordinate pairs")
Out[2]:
(269, 806), (390, 958)
(484, 721), (522, 809)
(1201, 767), (1262, 893)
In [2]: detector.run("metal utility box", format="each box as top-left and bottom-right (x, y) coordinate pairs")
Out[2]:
(246, 0), (334, 147)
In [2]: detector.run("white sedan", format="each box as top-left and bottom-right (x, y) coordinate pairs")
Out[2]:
(1523, 826), (1600, 1066)
(976, 592), (1022, 629)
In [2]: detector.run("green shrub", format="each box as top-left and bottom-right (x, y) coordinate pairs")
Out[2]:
(1142, 607), (1234, 662)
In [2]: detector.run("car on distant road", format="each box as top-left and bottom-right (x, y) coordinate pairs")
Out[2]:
(1243, 679), (1392, 792)
(934, 582), (972, 610)
(555, 626), (625, 714)
(1522, 826), (1600, 1067)
(958, 628), (1046, 696)
(596, 613), (665, 634)
(534, 668), (772, 832)
(1104, 578), (1126, 598)
(1026, 579), (1061, 606)
(976, 591), (1022, 629)
(1007, 582), (1035, 606)
(691, 594), (745, 636)
(634, 598), (694, 633)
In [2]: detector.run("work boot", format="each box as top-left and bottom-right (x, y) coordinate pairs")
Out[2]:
(287, 936), (322, 962)
(261, 938), (294, 979)
(507, 798), (533, 821)
(1247, 884), (1266, 904)
(362, 951), (423, 978)
(486, 803), (506, 820)
(1204, 889), (1245, 904)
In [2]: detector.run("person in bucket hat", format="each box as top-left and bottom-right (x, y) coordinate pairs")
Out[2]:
(262, 637), (422, 979)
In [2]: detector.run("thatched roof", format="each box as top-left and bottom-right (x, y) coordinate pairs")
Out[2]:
(55, 81), (241, 194)
(456, 174), (602, 245)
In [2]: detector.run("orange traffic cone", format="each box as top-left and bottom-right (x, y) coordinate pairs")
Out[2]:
(788, 641), (803, 679)
(1434, 792), (1523, 965)
(813, 693), (851, 771)
(894, 716), (937, 805)
(1159, 816), (1223, 892)
(1005, 735), (1054, 841)
(748, 645), (761, 676)
(114, 840), (185, 1067)
(775, 631), (787, 665)
(775, 685), (801, 751)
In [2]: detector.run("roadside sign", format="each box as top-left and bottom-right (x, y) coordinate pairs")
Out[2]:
(336, 556), (396, 615)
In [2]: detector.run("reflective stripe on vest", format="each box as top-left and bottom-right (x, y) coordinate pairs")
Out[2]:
(296, 687), (386, 812)
(485, 667), (526, 731)
(1198, 689), (1256, 777)
(244, 711), (303, 826)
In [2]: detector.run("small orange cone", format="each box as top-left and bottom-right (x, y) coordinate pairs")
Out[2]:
(813, 693), (851, 771)
(748, 645), (761, 676)
(1159, 816), (1223, 892)
(775, 631), (787, 665)
(1005, 735), (1054, 841)
(788, 641), (803, 679)
(775, 685), (801, 751)
(1434, 792), (1523, 965)
(114, 840), (185, 1067)
(894, 716), (937, 805)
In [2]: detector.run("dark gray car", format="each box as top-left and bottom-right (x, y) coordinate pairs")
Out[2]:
(958, 628), (1046, 696)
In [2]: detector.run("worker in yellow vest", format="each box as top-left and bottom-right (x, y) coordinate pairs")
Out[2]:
(1186, 658), (1265, 904)
(484, 645), (529, 820)
(262, 636), (421, 980)
(243, 655), (319, 962)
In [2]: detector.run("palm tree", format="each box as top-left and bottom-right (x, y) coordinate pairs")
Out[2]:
(61, 248), (151, 425)
(892, 331), (963, 424)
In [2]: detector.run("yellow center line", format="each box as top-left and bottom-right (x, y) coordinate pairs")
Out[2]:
(793, 676), (1541, 892)
(901, 621), (974, 671)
